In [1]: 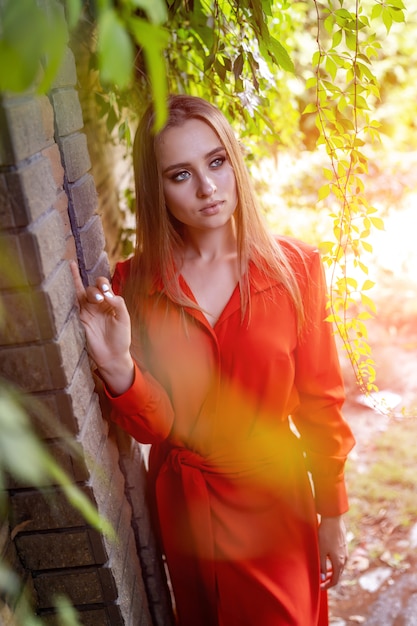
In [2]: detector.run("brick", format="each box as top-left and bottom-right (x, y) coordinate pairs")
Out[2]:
(0, 313), (84, 392)
(21, 210), (66, 285)
(29, 352), (97, 439)
(45, 312), (86, 386)
(51, 88), (84, 137)
(69, 174), (98, 227)
(42, 605), (123, 626)
(83, 426), (122, 497)
(0, 104), (12, 166)
(91, 457), (126, 539)
(40, 92), (56, 143)
(0, 261), (75, 345)
(87, 251), (111, 284)
(56, 437), (90, 482)
(1, 209), (66, 290)
(0, 287), (41, 346)
(0, 95), (54, 165)
(9, 486), (95, 531)
(0, 233), (28, 288)
(69, 354), (103, 432)
(60, 133), (91, 182)
(64, 232), (77, 262)
(0, 343), (53, 391)
(54, 190), (71, 236)
(38, 260), (78, 338)
(2, 155), (59, 228)
(41, 144), (65, 189)
(34, 567), (118, 609)
(15, 529), (107, 570)
(0, 172), (13, 228)
(109, 519), (154, 626)
(29, 390), (78, 439)
(79, 215), (106, 271)
(51, 47), (78, 89)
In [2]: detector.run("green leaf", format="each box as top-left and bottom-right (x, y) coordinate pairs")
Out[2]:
(370, 216), (385, 230)
(361, 240), (373, 253)
(325, 55), (337, 80)
(0, 394), (48, 485)
(129, 0), (168, 24)
(361, 293), (377, 312)
(312, 50), (321, 67)
(267, 35), (294, 73)
(345, 30), (357, 52)
(371, 3), (383, 19)
(0, 0), (66, 93)
(382, 9), (393, 32)
(318, 184), (331, 200)
(319, 241), (335, 254)
(64, 0), (82, 30)
(302, 102), (317, 114)
(324, 15), (334, 35)
(346, 277), (358, 289)
(389, 7), (405, 23)
(97, 9), (134, 88)
(233, 52), (244, 81)
(332, 29), (343, 48)
(129, 18), (169, 130)
(54, 595), (83, 626)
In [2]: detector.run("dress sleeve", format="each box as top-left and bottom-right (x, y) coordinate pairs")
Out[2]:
(292, 248), (355, 517)
(99, 260), (175, 444)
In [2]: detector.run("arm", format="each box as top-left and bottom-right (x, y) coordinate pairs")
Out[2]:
(318, 515), (348, 589)
(70, 260), (134, 395)
(291, 249), (355, 587)
(71, 261), (174, 442)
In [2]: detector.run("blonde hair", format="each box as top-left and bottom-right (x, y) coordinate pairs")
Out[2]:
(125, 94), (305, 328)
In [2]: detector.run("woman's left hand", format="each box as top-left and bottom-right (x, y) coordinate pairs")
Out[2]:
(318, 515), (348, 589)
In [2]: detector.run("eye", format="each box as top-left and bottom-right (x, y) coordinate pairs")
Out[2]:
(210, 156), (226, 168)
(171, 170), (191, 182)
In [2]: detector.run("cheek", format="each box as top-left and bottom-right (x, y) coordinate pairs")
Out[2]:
(162, 184), (182, 212)
(225, 169), (238, 205)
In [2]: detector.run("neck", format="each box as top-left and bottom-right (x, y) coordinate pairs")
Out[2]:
(182, 222), (237, 262)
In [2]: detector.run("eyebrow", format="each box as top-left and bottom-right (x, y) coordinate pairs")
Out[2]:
(161, 146), (226, 175)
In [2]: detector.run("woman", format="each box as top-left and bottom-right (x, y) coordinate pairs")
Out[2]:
(72, 94), (355, 626)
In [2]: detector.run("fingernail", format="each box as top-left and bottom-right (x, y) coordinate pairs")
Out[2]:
(95, 294), (104, 302)
(104, 291), (114, 298)
(320, 573), (326, 581)
(102, 284), (110, 292)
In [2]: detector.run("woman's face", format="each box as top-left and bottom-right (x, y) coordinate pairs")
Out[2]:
(156, 118), (238, 233)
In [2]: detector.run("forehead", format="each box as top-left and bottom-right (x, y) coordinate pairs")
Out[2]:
(156, 118), (224, 167)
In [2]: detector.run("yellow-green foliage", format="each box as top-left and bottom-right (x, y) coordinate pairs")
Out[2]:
(306, 0), (406, 395)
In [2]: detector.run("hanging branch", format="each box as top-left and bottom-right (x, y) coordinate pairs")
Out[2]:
(307, 0), (405, 400)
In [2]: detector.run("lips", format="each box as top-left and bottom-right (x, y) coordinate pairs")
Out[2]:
(200, 201), (223, 214)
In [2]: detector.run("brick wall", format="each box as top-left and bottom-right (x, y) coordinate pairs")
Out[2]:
(0, 1), (174, 624)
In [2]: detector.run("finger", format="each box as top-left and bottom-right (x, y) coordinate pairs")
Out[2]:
(319, 550), (328, 581)
(96, 277), (112, 294)
(70, 260), (86, 301)
(85, 277), (116, 304)
(321, 556), (345, 589)
(84, 285), (107, 304)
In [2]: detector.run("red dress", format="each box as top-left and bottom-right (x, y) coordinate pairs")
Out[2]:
(107, 237), (355, 626)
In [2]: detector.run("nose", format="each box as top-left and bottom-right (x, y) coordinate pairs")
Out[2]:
(196, 174), (216, 198)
